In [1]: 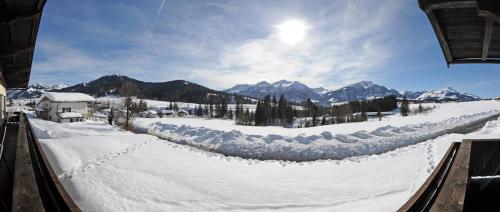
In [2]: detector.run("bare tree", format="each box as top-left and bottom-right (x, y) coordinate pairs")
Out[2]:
(120, 81), (140, 130)
(122, 96), (134, 130)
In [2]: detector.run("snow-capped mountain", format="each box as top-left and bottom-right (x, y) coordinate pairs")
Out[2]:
(225, 80), (324, 103)
(226, 80), (481, 105)
(322, 81), (402, 104)
(415, 87), (481, 101)
(401, 91), (425, 100)
(7, 83), (69, 99)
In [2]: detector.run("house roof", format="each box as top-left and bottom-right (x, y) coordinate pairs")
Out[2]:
(39, 92), (95, 103)
(177, 110), (188, 114)
(0, 0), (47, 88)
(419, 0), (500, 65)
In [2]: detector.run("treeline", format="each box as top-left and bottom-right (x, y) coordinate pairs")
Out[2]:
(235, 94), (296, 127)
(193, 94), (233, 118)
(293, 96), (398, 127)
(231, 95), (399, 128)
(348, 95), (398, 113)
(294, 99), (367, 127)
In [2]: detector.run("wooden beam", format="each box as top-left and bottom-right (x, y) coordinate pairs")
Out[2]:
(11, 114), (44, 211)
(426, 9), (454, 65)
(452, 58), (500, 64)
(398, 142), (461, 212)
(421, 1), (477, 10)
(482, 18), (494, 61)
(0, 45), (34, 56)
(0, 12), (40, 25)
(430, 140), (471, 211)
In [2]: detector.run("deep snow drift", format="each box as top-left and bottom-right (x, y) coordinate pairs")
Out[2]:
(28, 108), (500, 211)
(134, 101), (500, 161)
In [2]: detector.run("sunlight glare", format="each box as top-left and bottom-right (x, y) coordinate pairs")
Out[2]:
(275, 20), (309, 45)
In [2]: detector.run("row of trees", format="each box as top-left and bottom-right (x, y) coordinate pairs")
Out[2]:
(193, 95), (233, 119)
(293, 96), (398, 127)
(254, 94), (295, 126)
(234, 94), (296, 127)
(349, 96), (398, 114)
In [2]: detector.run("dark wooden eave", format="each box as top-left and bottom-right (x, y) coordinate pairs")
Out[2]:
(0, 0), (46, 89)
(419, 0), (500, 65)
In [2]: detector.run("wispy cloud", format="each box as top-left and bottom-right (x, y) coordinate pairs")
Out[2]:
(187, 0), (410, 89)
(32, 0), (411, 90)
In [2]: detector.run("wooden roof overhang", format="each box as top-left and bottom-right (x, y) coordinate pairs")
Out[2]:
(419, 0), (500, 65)
(0, 0), (46, 89)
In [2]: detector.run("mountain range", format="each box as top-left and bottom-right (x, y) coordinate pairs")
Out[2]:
(7, 83), (68, 100)
(58, 74), (230, 103)
(225, 80), (481, 105)
(7, 75), (482, 104)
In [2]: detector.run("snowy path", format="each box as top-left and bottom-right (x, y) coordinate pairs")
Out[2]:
(28, 115), (472, 211)
(134, 101), (500, 161)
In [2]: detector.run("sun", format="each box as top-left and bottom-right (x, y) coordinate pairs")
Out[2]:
(275, 20), (309, 45)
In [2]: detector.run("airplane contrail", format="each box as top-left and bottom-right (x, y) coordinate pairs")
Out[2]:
(153, 0), (166, 30)
(150, 0), (166, 58)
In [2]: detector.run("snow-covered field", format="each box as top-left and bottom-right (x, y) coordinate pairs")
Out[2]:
(133, 101), (500, 161)
(26, 98), (500, 211)
(28, 110), (500, 211)
(23, 117), (450, 211)
(96, 96), (302, 111)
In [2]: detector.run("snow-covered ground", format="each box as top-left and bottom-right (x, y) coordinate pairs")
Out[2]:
(23, 116), (446, 211)
(28, 110), (500, 211)
(133, 101), (500, 161)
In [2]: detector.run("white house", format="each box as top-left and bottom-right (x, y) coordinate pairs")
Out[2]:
(177, 110), (189, 117)
(35, 92), (95, 123)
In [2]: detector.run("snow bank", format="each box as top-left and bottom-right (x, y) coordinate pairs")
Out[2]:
(134, 101), (500, 161)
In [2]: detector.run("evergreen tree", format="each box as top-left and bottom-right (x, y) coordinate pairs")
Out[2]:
(401, 96), (409, 117)
(254, 99), (264, 126)
(228, 108), (234, 119)
(278, 94), (286, 123)
(284, 104), (294, 127)
(377, 106), (382, 121)
(263, 95), (272, 124)
(245, 108), (251, 125)
(418, 103), (423, 113)
(108, 108), (114, 125)
(209, 101), (213, 118)
(203, 105), (209, 117)
(271, 95), (277, 124)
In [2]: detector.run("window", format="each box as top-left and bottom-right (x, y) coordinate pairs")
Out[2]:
(62, 107), (72, 112)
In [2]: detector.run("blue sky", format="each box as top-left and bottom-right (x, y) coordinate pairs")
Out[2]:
(31, 0), (500, 98)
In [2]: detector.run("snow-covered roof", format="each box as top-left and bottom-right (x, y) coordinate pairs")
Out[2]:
(35, 106), (46, 112)
(178, 110), (189, 114)
(39, 92), (95, 103)
(58, 112), (83, 118)
(92, 112), (108, 118)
